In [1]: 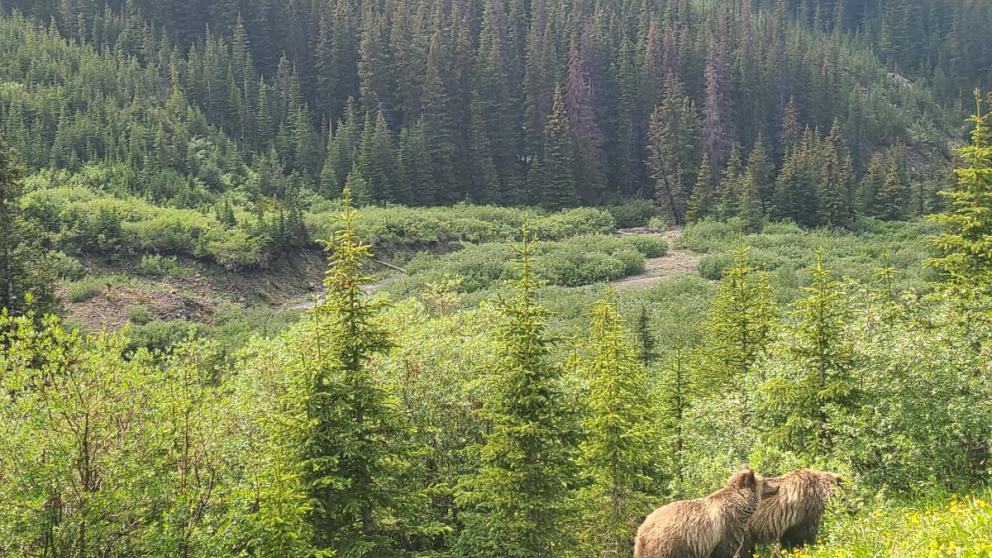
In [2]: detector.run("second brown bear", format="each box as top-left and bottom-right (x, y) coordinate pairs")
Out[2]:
(711, 468), (842, 558)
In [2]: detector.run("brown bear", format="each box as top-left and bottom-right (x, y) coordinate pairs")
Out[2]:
(634, 467), (778, 558)
(731, 468), (842, 558)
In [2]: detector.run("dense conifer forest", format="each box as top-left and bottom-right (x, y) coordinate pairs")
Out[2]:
(1, 1), (992, 557)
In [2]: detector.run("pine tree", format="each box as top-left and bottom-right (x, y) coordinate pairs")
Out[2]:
(0, 136), (52, 316)
(746, 135), (775, 213)
(540, 87), (579, 210)
(773, 134), (819, 228)
(566, 37), (606, 202)
(304, 186), (430, 556)
(684, 154), (714, 223)
(694, 243), (776, 399)
(716, 144), (744, 219)
(397, 121), (432, 205)
(469, 94), (502, 205)
(321, 100), (361, 197)
(647, 73), (701, 225)
(856, 153), (887, 216)
(702, 41), (734, 178)
(455, 224), (579, 558)
(779, 95), (802, 159)
(763, 252), (856, 455)
(817, 120), (854, 228)
(422, 31), (458, 204)
(356, 110), (396, 204)
(739, 168), (765, 233)
(578, 293), (659, 558)
(873, 146), (911, 220)
(929, 94), (992, 291)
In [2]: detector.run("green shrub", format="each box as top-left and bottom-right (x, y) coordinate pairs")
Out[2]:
(625, 235), (669, 258)
(136, 255), (189, 278)
(125, 320), (200, 354)
(607, 200), (657, 228)
(531, 207), (616, 239)
(48, 251), (86, 281)
(65, 276), (104, 303)
(648, 215), (671, 230)
(205, 229), (270, 270)
(698, 253), (733, 280)
(533, 249), (629, 287)
(126, 305), (153, 325)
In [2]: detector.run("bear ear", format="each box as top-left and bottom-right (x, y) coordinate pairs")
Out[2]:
(734, 469), (757, 490)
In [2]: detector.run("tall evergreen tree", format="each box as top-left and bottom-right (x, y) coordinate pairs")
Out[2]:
(356, 110), (396, 204)
(455, 225), (579, 558)
(762, 253), (856, 455)
(540, 87), (579, 210)
(304, 186), (430, 556)
(694, 243), (777, 398)
(856, 152), (888, 217)
(397, 120), (432, 205)
(684, 154), (714, 223)
(929, 95), (992, 291)
(773, 133), (820, 228)
(873, 146), (911, 221)
(0, 136), (52, 315)
(746, 135), (775, 212)
(817, 120), (854, 228)
(702, 41), (734, 178)
(566, 37), (606, 202)
(578, 293), (659, 558)
(647, 73), (701, 225)
(422, 31), (458, 204)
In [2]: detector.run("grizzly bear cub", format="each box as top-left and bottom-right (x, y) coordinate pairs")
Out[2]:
(634, 467), (778, 558)
(730, 468), (842, 558)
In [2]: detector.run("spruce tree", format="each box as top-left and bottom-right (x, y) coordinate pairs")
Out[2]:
(684, 154), (714, 223)
(648, 73), (701, 225)
(746, 135), (775, 212)
(763, 253), (856, 455)
(578, 293), (659, 558)
(779, 95), (802, 158)
(856, 153), (887, 216)
(0, 136), (52, 316)
(873, 147), (911, 221)
(356, 110), (396, 204)
(773, 134), (819, 228)
(540, 87), (579, 210)
(304, 186), (429, 556)
(702, 41), (734, 177)
(817, 120), (854, 228)
(566, 37), (606, 201)
(396, 121), (431, 205)
(716, 144), (744, 219)
(694, 243), (776, 398)
(739, 168), (765, 233)
(455, 224), (579, 558)
(929, 94), (992, 291)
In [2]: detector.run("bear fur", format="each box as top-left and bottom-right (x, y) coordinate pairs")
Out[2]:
(733, 468), (842, 557)
(634, 467), (776, 558)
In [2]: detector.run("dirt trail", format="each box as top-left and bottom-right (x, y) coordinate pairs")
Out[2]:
(611, 228), (702, 289)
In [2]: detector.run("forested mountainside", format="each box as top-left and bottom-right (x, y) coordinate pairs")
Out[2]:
(0, 0), (972, 229)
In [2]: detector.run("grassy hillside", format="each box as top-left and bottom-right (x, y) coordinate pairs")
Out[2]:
(797, 491), (992, 557)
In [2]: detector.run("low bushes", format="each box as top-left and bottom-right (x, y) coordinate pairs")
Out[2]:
(307, 204), (617, 248)
(386, 234), (668, 295)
